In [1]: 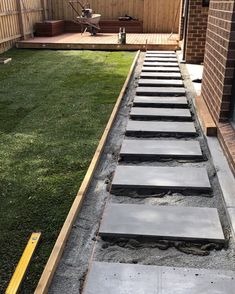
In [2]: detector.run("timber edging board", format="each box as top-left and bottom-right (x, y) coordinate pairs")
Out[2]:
(16, 42), (179, 51)
(34, 50), (140, 294)
(195, 95), (217, 136)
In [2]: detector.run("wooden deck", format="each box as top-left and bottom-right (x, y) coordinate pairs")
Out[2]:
(16, 33), (180, 51)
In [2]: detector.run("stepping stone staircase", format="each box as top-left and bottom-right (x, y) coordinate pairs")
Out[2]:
(83, 51), (232, 293)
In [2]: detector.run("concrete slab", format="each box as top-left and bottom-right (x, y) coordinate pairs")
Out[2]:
(140, 72), (182, 79)
(142, 67), (180, 72)
(83, 262), (235, 294)
(136, 87), (186, 96)
(145, 57), (178, 62)
(99, 204), (223, 242)
(120, 139), (202, 159)
(133, 96), (188, 107)
(206, 137), (235, 208)
(126, 120), (197, 136)
(228, 208), (235, 240)
(111, 166), (211, 192)
(206, 137), (235, 240)
(130, 107), (192, 121)
(138, 79), (183, 87)
(143, 62), (179, 67)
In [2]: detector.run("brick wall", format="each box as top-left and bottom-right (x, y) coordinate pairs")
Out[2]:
(185, 0), (209, 63)
(201, 0), (235, 122)
(179, 0), (185, 40)
(201, 0), (235, 175)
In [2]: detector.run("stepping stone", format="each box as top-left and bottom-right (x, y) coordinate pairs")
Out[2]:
(120, 139), (202, 159)
(138, 79), (183, 87)
(140, 72), (182, 79)
(133, 96), (188, 108)
(145, 57), (178, 62)
(143, 62), (178, 67)
(111, 166), (211, 192)
(100, 204), (223, 242)
(142, 67), (180, 72)
(136, 87), (186, 96)
(147, 50), (175, 54)
(126, 120), (197, 136)
(130, 107), (192, 121)
(83, 262), (234, 294)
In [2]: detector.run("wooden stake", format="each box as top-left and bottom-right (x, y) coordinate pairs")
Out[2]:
(16, 0), (26, 40)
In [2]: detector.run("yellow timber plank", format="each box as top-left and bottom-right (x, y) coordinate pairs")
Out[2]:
(195, 95), (217, 136)
(6, 233), (41, 294)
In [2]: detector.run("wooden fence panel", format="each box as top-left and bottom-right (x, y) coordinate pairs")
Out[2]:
(50, 0), (181, 33)
(143, 0), (181, 33)
(0, 0), (46, 53)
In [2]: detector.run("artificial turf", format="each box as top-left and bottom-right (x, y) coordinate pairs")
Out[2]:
(0, 49), (135, 293)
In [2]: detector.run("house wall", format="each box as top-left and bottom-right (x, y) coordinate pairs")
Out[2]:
(201, 0), (235, 122)
(179, 0), (185, 40)
(185, 0), (209, 63)
(201, 0), (235, 174)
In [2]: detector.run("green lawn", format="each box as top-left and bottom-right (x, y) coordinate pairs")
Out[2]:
(0, 49), (135, 293)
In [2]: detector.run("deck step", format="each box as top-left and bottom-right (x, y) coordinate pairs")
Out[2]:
(147, 50), (176, 54)
(146, 53), (177, 58)
(136, 87), (186, 96)
(145, 57), (178, 62)
(143, 62), (178, 67)
(100, 204), (222, 241)
(142, 67), (180, 72)
(126, 120), (197, 136)
(138, 79), (183, 87)
(111, 166), (211, 193)
(130, 107), (191, 121)
(140, 72), (182, 79)
(83, 262), (234, 294)
(120, 139), (202, 159)
(133, 96), (188, 107)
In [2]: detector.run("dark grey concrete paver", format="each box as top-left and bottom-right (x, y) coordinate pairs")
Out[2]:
(136, 87), (186, 96)
(99, 204), (223, 242)
(140, 72), (182, 79)
(138, 79), (183, 87)
(126, 120), (197, 136)
(142, 66), (180, 72)
(83, 262), (234, 294)
(111, 166), (211, 192)
(133, 96), (188, 107)
(143, 62), (179, 67)
(130, 107), (191, 120)
(120, 139), (202, 158)
(145, 57), (178, 62)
